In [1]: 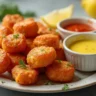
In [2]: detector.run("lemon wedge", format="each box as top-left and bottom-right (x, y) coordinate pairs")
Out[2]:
(41, 4), (74, 28)
(81, 0), (96, 18)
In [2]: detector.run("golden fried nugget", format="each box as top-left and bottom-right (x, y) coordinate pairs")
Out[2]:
(46, 60), (75, 82)
(33, 34), (59, 49)
(27, 46), (56, 68)
(2, 14), (24, 30)
(24, 18), (34, 22)
(13, 20), (38, 38)
(37, 22), (58, 35)
(0, 25), (12, 47)
(24, 38), (35, 55)
(37, 22), (48, 34)
(0, 49), (10, 74)
(56, 41), (66, 60)
(2, 33), (26, 53)
(8, 54), (26, 71)
(12, 65), (38, 85)
(56, 48), (66, 60)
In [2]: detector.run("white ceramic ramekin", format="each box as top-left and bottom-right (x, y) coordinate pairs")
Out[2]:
(63, 33), (96, 72)
(57, 17), (96, 39)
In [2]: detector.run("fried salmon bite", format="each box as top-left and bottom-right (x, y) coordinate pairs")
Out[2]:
(8, 54), (26, 71)
(0, 49), (11, 74)
(12, 65), (38, 85)
(37, 22), (50, 35)
(37, 22), (57, 34)
(56, 41), (66, 60)
(2, 33), (26, 53)
(27, 46), (56, 68)
(33, 34), (59, 49)
(2, 14), (24, 30)
(24, 17), (34, 22)
(46, 60), (75, 83)
(24, 38), (35, 55)
(0, 25), (12, 47)
(56, 48), (66, 60)
(26, 38), (34, 49)
(13, 20), (38, 38)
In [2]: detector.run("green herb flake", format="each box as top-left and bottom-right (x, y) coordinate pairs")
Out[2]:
(55, 30), (59, 34)
(67, 62), (72, 67)
(41, 49), (45, 52)
(19, 59), (27, 69)
(57, 60), (62, 63)
(62, 84), (69, 91)
(44, 81), (53, 85)
(13, 34), (19, 39)
(41, 49), (47, 53)
(1, 81), (5, 84)
(2, 35), (6, 38)
(48, 28), (52, 31)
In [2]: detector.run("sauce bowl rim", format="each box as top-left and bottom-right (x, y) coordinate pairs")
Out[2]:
(57, 17), (96, 34)
(63, 32), (96, 56)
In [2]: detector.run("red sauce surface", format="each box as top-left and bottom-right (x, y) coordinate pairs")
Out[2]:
(64, 23), (94, 32)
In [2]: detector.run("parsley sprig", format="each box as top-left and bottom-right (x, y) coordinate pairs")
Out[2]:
(2, 35), (6, 38)
(1, 81), (5, 84)
(44, 81), (53, 85)
(19, 59), (27, 69)
(57, 60), (62, 63)
(67, 62), (72, 67)
(62, 84), (69, 91)
(13, 34), (19, 39)
(48, 28), (52, 31)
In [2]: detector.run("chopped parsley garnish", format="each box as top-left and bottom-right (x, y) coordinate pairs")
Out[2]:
(41, 49), (45, 52)
(48, 28), (52, 31)
(19, 59), (27, 69)
(55, 30), (59, 34)
(57, 60), (62, 63)
(2, 35), (6, 38)
(41, 49), (47, 53)
(44, 81), (53, 85)
(1, 81), (5, 84)
(62, 84), (69, 91)
(13, 34), (19, 39)
(67, 62), (72, 67)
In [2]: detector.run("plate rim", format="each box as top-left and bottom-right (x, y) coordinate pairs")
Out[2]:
(0, 73), (96, 93)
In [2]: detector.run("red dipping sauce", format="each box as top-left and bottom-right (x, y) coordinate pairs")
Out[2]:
(64, 23), (94, 32)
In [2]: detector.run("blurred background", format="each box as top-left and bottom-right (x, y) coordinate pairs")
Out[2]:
(0, 0), (96, 96)
(0, 0), (88, 17)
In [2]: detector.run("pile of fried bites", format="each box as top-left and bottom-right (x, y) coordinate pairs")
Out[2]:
(0, 14), (75, 85)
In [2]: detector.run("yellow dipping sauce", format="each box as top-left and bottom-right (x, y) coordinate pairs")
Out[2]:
(69, 40), (96, 54)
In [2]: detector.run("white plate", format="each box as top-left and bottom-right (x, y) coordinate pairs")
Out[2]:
(0, 0), (94, 93)
(0, 19), (96, 93)
(0, 71), (96, 93)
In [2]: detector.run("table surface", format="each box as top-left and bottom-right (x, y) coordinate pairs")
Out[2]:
(0, 0), (96, 96)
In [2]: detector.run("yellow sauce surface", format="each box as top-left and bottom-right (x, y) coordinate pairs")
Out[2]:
(69, 40), (96, 54)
